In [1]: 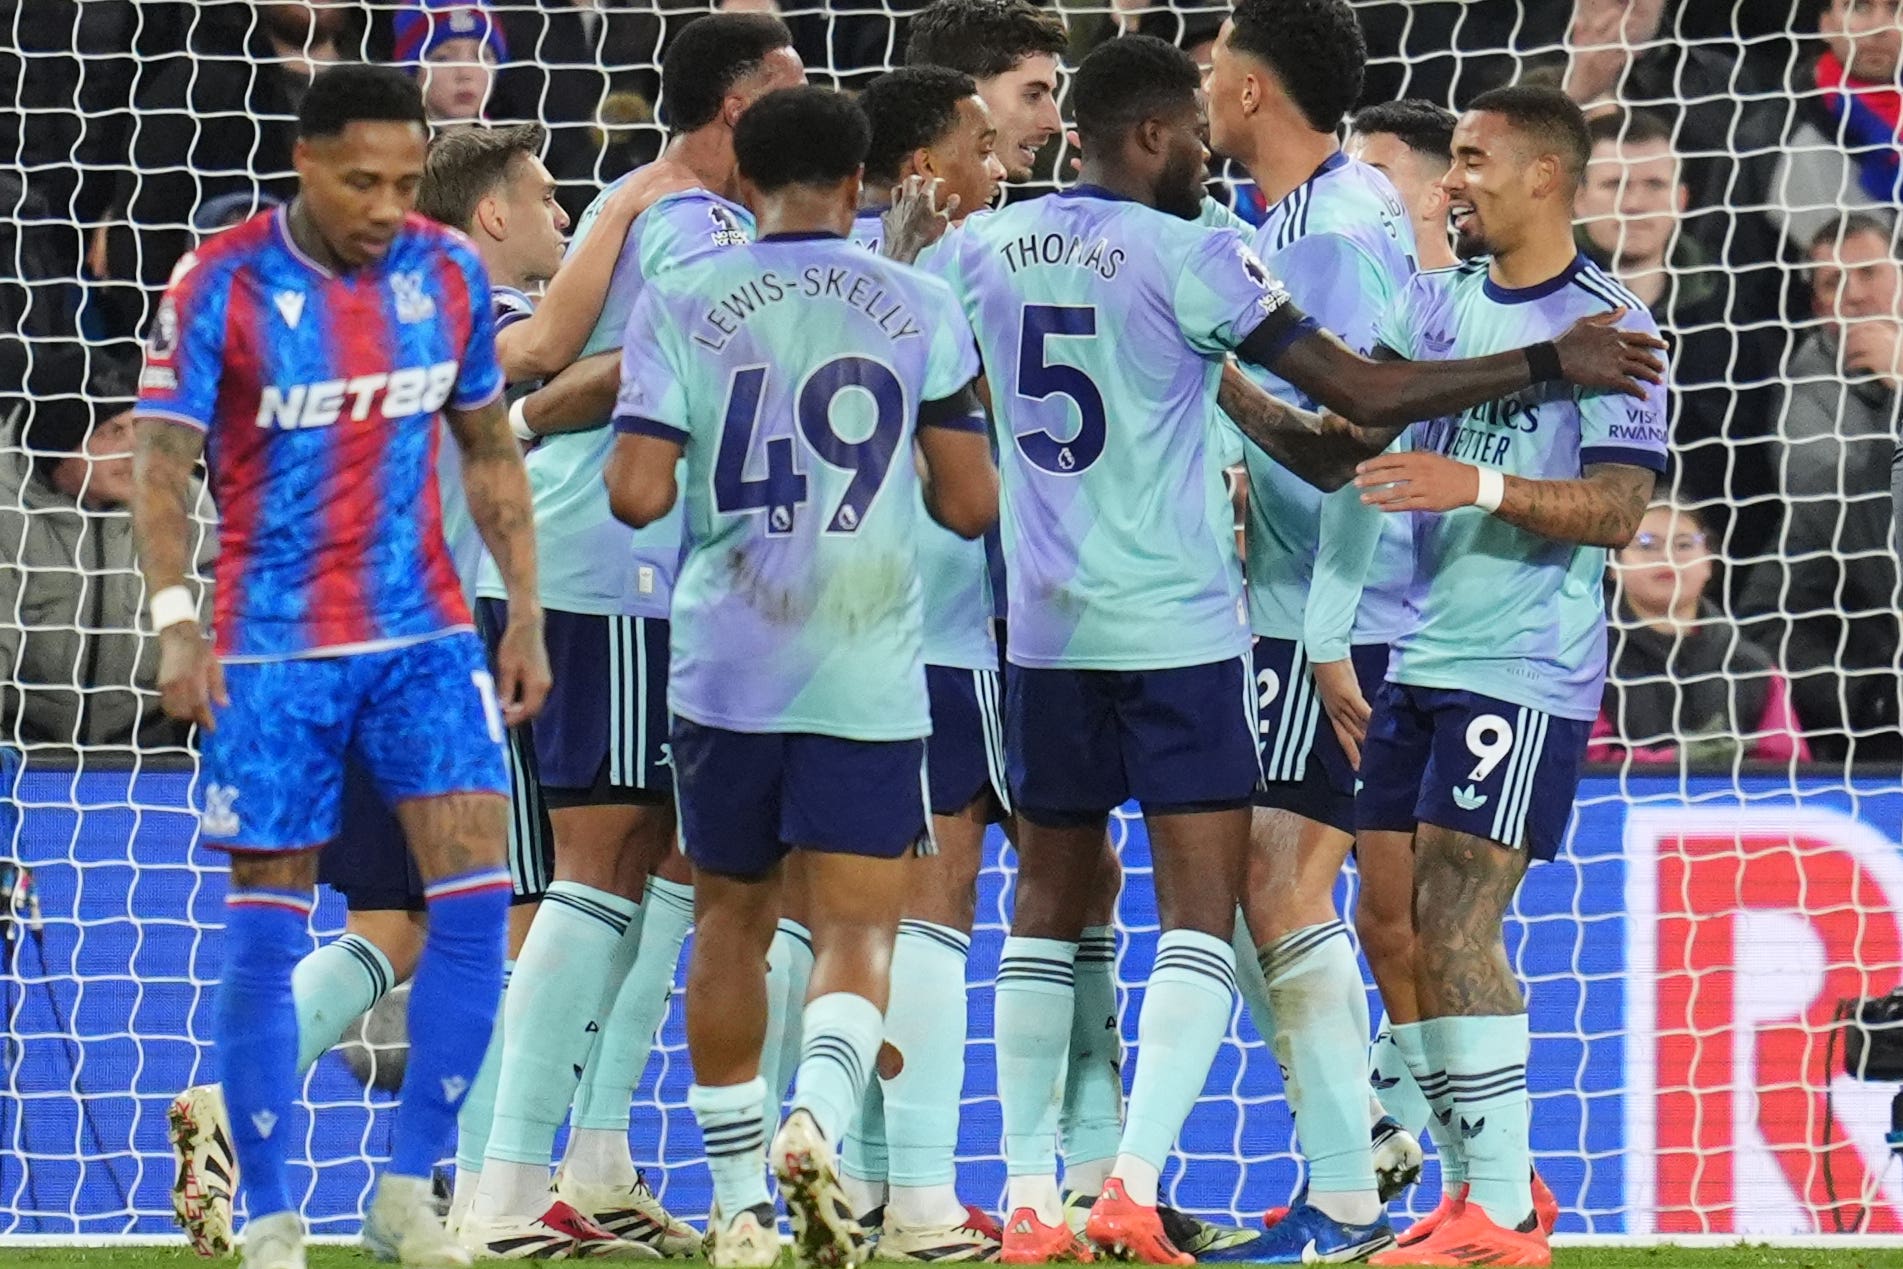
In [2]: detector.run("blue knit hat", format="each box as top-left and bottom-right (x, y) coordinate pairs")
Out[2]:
(392, 3), (508, 68)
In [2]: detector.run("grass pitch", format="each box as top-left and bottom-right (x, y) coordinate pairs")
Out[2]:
(0, 1249), (1896, 1268)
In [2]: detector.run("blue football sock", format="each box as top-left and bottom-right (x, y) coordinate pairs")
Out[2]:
(572, 876), (693, 1139)
(218, 889), (313, 1221)
(292, 932), (395, 1075)
(1422, 1015), (1531, 1227)
(690, 1078), (772, 1218)
(455, 960), (513, 1173)
(997, 936), (1075, 1221)
(1401, 1020), (1466, 1190)
(791, 991), (884, 1147)
(388, 869), (510, 1179)
(1116, 930), (1236, 1198)
(760, 918), (813, 1120)
(1264, 921), (1379, 1223)
(484, 881), (638, 1173)
(1370, 1014), (1431, 1139)
(1060, 925), (1121, 1195)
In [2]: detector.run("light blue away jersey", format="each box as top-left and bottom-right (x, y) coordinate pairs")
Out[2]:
(478, 184), (754, 616)
(1374, 254), (1669, 720)
(1237, 152), (1418, 660)
(439, 285), (535, 606)
(935, 186), (1307, 670)
(848, 210), (995, 670)
(614, 232), (982, 740)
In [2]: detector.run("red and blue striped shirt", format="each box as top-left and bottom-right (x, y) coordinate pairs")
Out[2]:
(138, 208), (505, 660)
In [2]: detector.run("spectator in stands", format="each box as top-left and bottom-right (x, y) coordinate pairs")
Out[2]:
(1593, 500), (1810, 766)
(1772, 0), (1903, 253)
(489, 0), (668, 218)
(1740, 211), (1903, 762)
(1553, 0), (1784, 308)
(394, 3), (507, 128)
(1573, 107), (1780, 565)
(0, 344), (213, 751)
(99, 1), (365, 337)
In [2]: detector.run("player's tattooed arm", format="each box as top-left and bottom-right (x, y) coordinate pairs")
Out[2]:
(1496, 461), (1654, 548)
(448, 396), (551, 723)
(515, 352), (620, 437)
(131, 419), (205, 596)
(1215, 362), (1394, 492)
(496, 165), (698, 382)
(133, 418), (225, 729)
(1255, 313), (1665, 431)
(1355, 453), (1655, 549)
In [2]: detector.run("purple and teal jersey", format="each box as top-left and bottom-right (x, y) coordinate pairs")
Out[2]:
(137, 208), (503, 660)
(848, 211), (995, 671)
(935, 186), (1307, 670)
(612, 233), (983, 741)
(1374, 254), (1670, 720)
(438, 284), (536, 606)
(1236, 152), (1418, 661)
(477, 184), (754, 617)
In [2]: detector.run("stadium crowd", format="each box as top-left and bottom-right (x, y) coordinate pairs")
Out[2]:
(3, 0), (1901, 767)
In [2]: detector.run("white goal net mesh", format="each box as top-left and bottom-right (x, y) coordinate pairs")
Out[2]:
(3, 0), (1903, 1243)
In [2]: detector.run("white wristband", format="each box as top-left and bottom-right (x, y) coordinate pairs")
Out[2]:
(148, 585), (197, 633)
(507, 396), (535, 443)
(1472, 466), (1506, 514)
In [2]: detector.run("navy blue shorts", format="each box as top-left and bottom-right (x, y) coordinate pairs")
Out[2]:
(318, 761), (422, 912)
(1004, 656), (1259, 826)
(483, 601), (671, 806)
(671, 717), (929, 878)
(1355, 680), (1590, 861)
(1253, 638), (1391, 834)
(198, 632), (508, 853)
(925, 665), (1010, 820)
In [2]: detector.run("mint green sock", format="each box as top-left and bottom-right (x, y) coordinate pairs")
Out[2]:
(882, 919), (970, 1187)
(760, 918), (814, 1122)
(842, 1076), (888, 1184)
(1401, 1020), (1466, 1190)
(485, 882), (638, 1166)
(791, 991), (884, 1146)
(456, 960), (513, 1171)
(572, 876), (694, 1134)
(1264, 921), (1377, 1215)
(691, 1077), (771, 1217)
(293, 932), (395, 1074)
(1371, 1014), (1431, 1139)
(1421, 1015), (1531, 1227)
(1117, 931), (1235, 1171)
(1060, 925), (1121, 1189)
(997, 937), (1075, 1183)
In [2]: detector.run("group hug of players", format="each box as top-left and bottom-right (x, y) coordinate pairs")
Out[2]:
(129, 1), (1671, 1268)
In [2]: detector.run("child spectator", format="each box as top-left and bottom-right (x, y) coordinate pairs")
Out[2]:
(1594, 501), (1810, 766)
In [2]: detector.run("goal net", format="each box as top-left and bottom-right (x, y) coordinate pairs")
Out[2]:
(4, 0), (1902, 1243)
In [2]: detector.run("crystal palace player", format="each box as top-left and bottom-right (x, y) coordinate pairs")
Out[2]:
(605, 86), (997, 1269)
(132, 65), (549, 1269)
